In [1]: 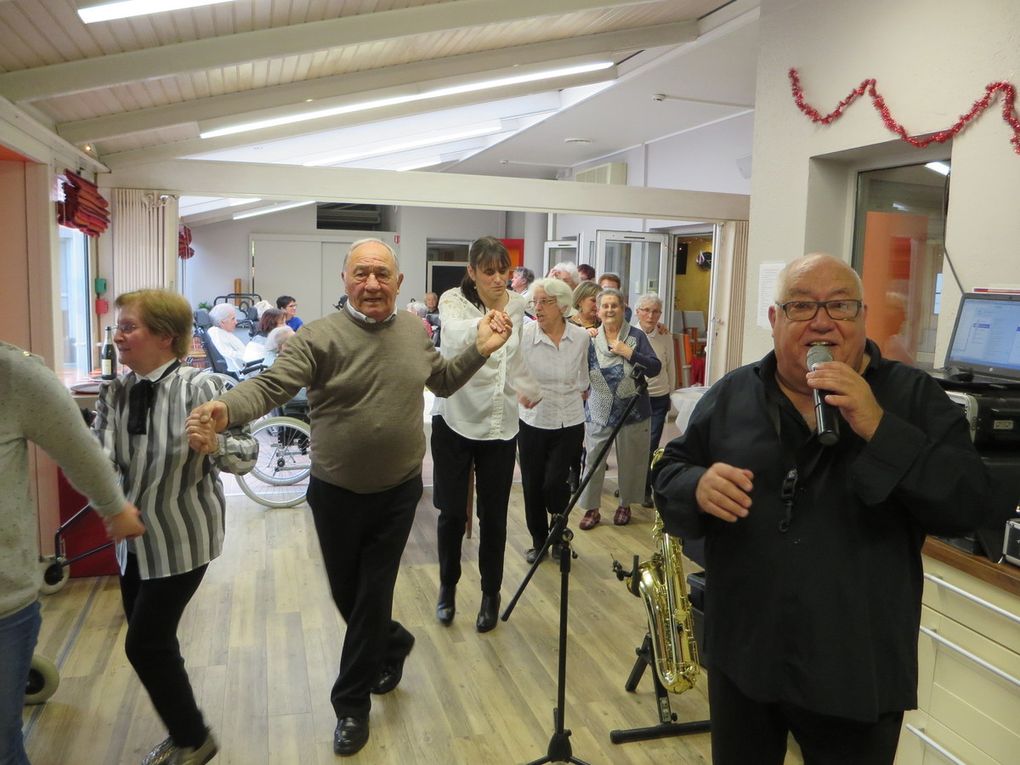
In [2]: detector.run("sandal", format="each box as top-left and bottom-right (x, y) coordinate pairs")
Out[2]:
(578, 509), (601, 530)
(613, 506), (631, 526)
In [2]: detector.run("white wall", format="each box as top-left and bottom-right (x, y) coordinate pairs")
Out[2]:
(552, 113), (755, 258)
(745, 0), (1020, 364)
(184, 204), (319, 306)
(390, 205), (505, 301)
(186, 204), (553, 308)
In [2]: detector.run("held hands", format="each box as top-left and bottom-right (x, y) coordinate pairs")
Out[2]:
(186, 401), (229, 454)
(105, 503), (145, 541)
(517, 393), (540, 409)
(806, 360), (883, 441)
(695, 463), (754, 522)
(475, 310), (513, 357)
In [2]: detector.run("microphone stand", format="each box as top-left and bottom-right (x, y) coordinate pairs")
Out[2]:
(503, 368), (649, 765)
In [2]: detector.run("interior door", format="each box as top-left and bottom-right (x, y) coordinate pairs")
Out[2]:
(594, 230), (673, 328)
(543, 239), (580, 277)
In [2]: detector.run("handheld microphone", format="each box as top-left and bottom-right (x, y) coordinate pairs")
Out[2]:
(806, 345), (839, 446)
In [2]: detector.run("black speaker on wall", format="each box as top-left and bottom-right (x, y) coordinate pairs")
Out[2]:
(675, 241), (689, 275)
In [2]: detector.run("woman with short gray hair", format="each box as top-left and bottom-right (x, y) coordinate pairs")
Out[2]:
(634, 292), (676, 507)
(517, 278), (590, 562)
(206, 303), (247, 373)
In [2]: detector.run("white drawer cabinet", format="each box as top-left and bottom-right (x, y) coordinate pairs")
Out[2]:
(896, 550), (1020, 765)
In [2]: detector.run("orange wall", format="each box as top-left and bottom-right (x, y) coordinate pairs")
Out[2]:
(0, 160), (31, 348)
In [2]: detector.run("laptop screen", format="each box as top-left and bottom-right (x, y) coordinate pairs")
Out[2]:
(945, 292), (1020, 382)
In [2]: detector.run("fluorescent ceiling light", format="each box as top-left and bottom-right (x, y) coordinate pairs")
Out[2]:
(201, 61), (614, 139)
(925, 161), (951, 176)
(304, 124), (503, 167)
(233, 201), (315, 220)
(78, 0), (237, 24)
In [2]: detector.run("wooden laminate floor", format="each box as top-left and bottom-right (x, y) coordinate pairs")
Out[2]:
(23, 427), (804, 765)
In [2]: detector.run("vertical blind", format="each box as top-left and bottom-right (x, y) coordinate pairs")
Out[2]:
(110, 189), (179, 296)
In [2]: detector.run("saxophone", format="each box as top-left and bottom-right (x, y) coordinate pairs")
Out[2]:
(618, 448), (701, 694)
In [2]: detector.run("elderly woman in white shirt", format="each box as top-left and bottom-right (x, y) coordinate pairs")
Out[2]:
(432, 236), (541, 634)
(517, 278), (591, 563)
(206, 303), (247, 374)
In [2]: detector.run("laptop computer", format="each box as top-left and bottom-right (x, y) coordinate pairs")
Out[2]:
(929, 291), (1020, 390)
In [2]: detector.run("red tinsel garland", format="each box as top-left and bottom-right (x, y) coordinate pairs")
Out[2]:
(788, 68), (1020, 155)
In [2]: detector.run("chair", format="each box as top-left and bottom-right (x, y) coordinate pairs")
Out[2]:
(195, 326), (263, 380)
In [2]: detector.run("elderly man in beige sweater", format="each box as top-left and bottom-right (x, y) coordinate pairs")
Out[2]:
(186, 238), (512, 758)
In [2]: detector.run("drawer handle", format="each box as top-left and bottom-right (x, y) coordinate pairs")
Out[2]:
(904, 724), (966, 765)
(919, 625), (1020, 689)
(923, 573), (1020, 627)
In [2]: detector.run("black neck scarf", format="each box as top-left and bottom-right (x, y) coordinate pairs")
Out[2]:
(127, 361), (180, 435)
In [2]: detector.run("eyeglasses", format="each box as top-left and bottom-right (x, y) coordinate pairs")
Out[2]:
(777, 299), (862, 321)
(636, 307), (662, 315)
(115, 323), (141, 334)
(528, 297), (559, 309)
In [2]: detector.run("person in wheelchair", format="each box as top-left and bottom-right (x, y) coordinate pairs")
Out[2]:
(243, 308), (286, 364)
(1, 342), (144, 765)
(206, 303), (247, 375)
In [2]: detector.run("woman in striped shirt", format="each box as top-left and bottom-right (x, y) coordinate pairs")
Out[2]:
(94, 289), (257, 765)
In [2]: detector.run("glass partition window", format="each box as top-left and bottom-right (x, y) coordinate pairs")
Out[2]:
(852, 162), (949, 370)
(58, 226), (92, 379)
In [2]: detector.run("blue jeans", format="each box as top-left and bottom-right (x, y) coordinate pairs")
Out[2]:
(0, 600), (41, 765)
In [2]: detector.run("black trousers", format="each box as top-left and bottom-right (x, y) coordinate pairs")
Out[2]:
(307, 474), (419, 719)
(646, 394), (671, 491)
(432, 415), (517, 595)
(119, 553), (209, 749)
(517, 421), (584, 549)
(708, 667), (904, 765)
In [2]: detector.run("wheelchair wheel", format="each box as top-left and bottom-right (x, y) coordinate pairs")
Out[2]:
(38, 556), (69, 595)
(236, 416), (312, 508)
(25, 654), (60, 705)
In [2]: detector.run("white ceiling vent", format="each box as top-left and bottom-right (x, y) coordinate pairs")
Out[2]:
(573, 162), (628, 185)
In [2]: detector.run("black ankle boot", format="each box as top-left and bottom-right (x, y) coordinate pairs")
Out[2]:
(436, 585), (456, 626)
(476, 592), (501, 633)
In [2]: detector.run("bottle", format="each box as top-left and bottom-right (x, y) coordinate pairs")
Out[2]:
(100, 326), (117, 380)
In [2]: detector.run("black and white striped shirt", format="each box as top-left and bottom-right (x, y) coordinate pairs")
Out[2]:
(94, 363), (257, 579)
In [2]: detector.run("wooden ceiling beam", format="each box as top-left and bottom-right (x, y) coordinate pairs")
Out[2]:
(0, 0), (661, 102)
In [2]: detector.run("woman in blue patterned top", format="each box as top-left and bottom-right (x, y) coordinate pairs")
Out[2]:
(576, 287), (661, 529)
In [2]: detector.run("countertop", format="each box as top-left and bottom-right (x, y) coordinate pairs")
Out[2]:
(923, 537), (1020, 598)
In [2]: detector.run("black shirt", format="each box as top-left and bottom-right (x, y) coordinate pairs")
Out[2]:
(653, 341), (991, 721)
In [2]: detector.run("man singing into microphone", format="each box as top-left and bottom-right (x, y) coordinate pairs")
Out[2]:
(652, 254), (992, 765)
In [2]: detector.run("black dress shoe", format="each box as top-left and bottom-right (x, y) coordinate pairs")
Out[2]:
(436, 584), (456, 626)
(525, 547), (545, 564)
(333, 716), (369, 756)
(371, 635), (415, 694)
(476, 592), (501, 633)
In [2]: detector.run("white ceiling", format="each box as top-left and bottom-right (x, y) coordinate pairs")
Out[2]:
(0, 0), (761, 224)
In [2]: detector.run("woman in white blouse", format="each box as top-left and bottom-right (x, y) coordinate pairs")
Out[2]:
(432, 237), (541, 633)
(517, 278), (591, 563)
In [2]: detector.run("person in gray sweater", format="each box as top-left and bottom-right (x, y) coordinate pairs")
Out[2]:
(186, 238), (513, 758)
(0, 342), (144, 765)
